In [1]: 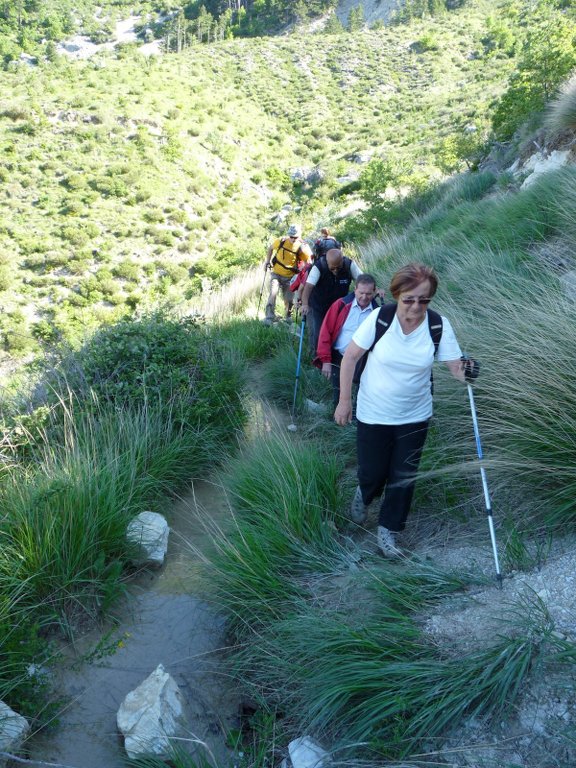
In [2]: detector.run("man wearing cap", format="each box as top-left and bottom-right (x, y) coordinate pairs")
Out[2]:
(263, 224), (312, 325)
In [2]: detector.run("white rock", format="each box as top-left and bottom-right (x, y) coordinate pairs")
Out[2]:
(126, 511), (169, 567)
(117, 664), (187, 759)
(520, 150), (570, 189)
(288, 735), (330, 768)
(304, 398), (328, 414)
(0, 700), (30, 764)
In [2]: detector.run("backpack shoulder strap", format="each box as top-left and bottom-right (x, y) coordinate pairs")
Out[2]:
(274, 237), (300, 273)
(426, 308), (443, 356)
(369, 303), (397, 352)
(335, 296), (352, 320)
(352, 303), (394, 385)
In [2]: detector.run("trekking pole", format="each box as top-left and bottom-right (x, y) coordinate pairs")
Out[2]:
(257, 267), (268, 318)
(287, 314), (307, 432)
(467, 382), (503, 588)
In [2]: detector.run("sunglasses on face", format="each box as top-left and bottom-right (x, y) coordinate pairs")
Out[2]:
(400, 297), (432, 305)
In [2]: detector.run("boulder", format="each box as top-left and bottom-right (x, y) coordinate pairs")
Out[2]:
(304, 398), (328, 415)
(126, 511), (169, 567)
(288, 736), (331, 768)
(0, 701), (30, 766)
(272, 204), (293, 225)
(519, 150), (571, 189)
(290, 167), (325, 185)
(347, 150), (373, 164)
(117, 664), (187, 759)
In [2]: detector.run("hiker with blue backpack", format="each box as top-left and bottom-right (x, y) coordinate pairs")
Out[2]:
(312, 227), (341, 261)
(334, 263), (478, 558)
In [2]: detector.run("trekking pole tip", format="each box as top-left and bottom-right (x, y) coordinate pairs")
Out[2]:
(496, 572), (503, 590)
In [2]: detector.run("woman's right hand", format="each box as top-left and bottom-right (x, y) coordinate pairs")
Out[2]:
(334, 401), (352, 426)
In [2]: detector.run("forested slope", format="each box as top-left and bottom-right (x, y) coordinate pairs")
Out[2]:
(0, 1), (516, 353)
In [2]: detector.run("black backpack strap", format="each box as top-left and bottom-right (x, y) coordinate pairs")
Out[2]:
(273, 237), (301, 274)
(427, 308), (443, 356)
(369, 303), (396, 352)
(353, 303), (395, 384)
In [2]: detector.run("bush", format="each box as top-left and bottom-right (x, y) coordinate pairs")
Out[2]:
(112, 261), (141, 281)
(492, 4), (576, 139)
(42, 314), (246, 433)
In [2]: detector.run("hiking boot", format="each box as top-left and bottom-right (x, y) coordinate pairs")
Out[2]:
(350, 486), (368, 524)
(377, 526), (402, 558)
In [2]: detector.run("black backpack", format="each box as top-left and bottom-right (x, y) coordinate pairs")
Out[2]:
(313, 236), (341, 260)
(354, 303), (443, 385)
(311, 255), (354, 314)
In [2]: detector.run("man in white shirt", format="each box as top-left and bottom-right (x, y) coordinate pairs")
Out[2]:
(300, 248), (362, 352)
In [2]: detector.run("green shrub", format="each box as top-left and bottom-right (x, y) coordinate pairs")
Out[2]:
(492, 3), (576, 139)
(89, 175), (130, 198)
(112, 261), (141, 281)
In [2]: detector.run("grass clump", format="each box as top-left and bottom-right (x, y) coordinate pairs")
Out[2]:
(546, 73), (576, 133)
(203, 429), (348, 639)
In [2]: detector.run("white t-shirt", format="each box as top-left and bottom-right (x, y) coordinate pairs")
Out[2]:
(305, 260), (362, 286)
(353, 309), (462, 425)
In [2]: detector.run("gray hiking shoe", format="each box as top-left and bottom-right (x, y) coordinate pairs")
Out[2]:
(350, 486), (368, 524)
(377, 526), (402, 558)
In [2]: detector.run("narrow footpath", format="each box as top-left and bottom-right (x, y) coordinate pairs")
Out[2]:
(26, 479), (239, 768)
(24, 386), (290, 768)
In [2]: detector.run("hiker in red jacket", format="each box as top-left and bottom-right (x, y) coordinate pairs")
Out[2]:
(314, 274), (379, 405)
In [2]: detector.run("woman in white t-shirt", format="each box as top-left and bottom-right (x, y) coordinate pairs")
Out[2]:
(334, 263), (467, 558)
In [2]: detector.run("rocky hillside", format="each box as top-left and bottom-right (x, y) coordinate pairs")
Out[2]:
(0, 0), (513, 354)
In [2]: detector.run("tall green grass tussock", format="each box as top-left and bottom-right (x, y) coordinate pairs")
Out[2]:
(546, 74), (576, 133)
(201, 429), (351, 639)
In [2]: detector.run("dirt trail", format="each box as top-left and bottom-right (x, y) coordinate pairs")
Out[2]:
(26, 480), (239, 768)
(24, 382), (291, 768)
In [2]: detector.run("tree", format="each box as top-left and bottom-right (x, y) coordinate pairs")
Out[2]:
(324, 12), (344, 33)
(348, 5), (365, 32)
(492, 0), (576, 139)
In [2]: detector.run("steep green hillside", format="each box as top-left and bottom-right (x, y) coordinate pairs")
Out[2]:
(0, 0), (517, 353)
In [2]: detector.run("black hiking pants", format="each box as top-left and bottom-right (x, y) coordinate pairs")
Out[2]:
(356, 419), (429, 532)
(307, 306), (325, 355)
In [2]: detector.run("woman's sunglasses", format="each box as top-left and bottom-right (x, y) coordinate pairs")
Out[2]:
(401, 297), (432, 305)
